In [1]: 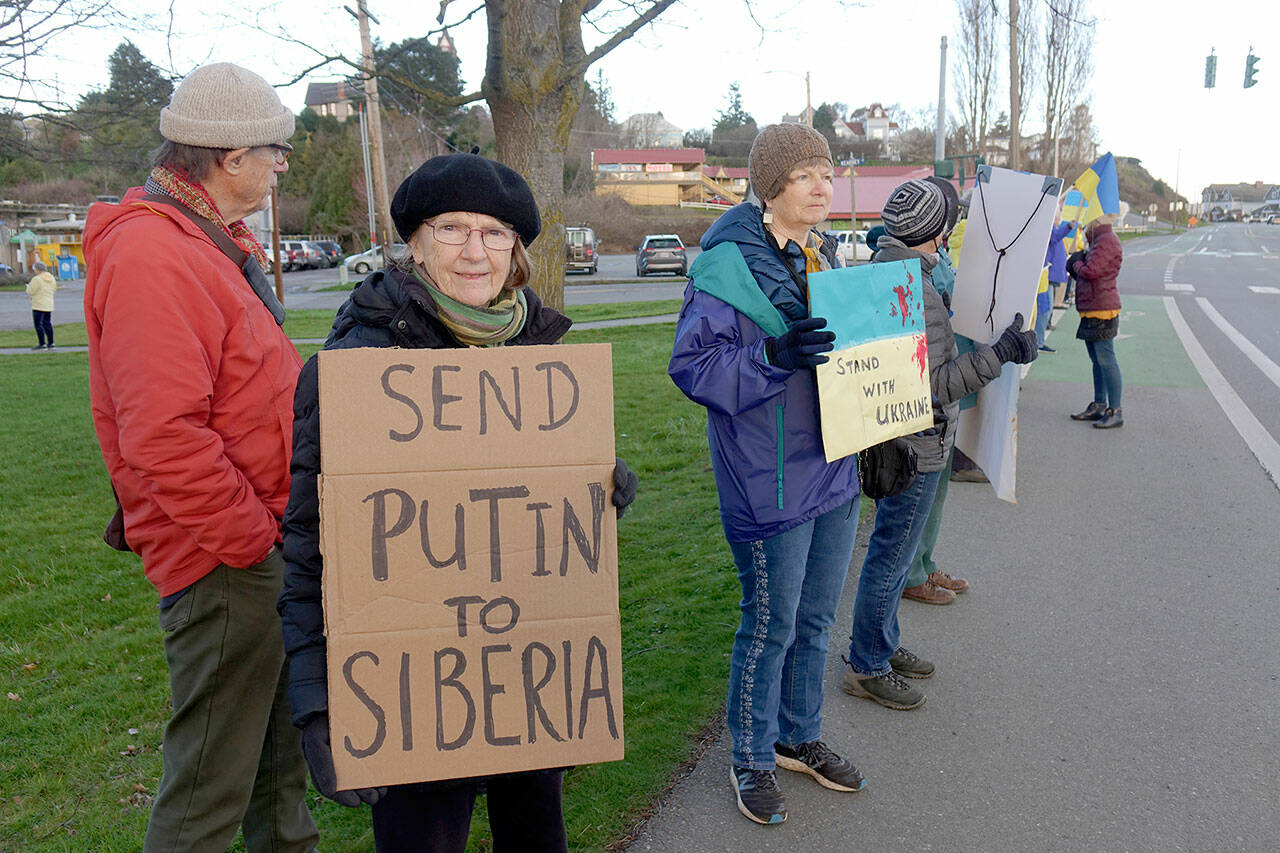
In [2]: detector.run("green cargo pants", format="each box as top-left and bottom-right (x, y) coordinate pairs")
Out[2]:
(904, 450), (953, 589)
(144, 549), (318, 853)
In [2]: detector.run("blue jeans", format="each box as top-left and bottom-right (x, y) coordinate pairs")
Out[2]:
(1035, 290), (1052, 346)
(1086, 338), (1122, 409)
(726, 500), (859, 769)
(847, 468), (944, 676)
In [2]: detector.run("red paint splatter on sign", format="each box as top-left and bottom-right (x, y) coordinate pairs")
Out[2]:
(892, 284), (915, 327)
(912, 334), (929, 380)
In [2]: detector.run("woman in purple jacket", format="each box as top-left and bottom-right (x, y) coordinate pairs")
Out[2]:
(669, 124), (865, 827)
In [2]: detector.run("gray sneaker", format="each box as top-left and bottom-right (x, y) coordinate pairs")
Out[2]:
(889, 646), (935, 679)
(730, 766), (787, 825)
(775, 740), (867, 792)
(842, 665), (926, 710)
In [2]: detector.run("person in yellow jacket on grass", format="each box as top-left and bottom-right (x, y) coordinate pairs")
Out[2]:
(25, 260), (59, 349)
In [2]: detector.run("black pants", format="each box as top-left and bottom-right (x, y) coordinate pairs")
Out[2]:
(371, 769), (568, 852)
(32, 310), (52, 346)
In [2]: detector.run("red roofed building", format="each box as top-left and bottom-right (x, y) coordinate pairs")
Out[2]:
(593, 149), (748, 206)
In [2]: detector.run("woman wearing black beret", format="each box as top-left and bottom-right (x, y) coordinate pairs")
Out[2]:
(278, 153), (638, 851)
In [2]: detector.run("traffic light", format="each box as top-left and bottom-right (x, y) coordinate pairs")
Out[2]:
(1245, 52), (1259, 88)
(1205, 52), (1217, 87)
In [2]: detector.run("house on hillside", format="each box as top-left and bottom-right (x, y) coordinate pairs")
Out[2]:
(305, 81), (357, 120)
(592, 148), (710, 205)
(619, 113), (684, 148)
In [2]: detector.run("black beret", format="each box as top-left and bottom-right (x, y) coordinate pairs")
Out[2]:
(390, 153), (541, 245)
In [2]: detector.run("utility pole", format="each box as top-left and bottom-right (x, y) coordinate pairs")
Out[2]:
(358, 101), (377, 249)
(805, 71), (813, 127)
(935, 36), (947, 163)
(270, 187), (283, 302)
(1008, 0), (1021, 171)
(351, 1), (393, 261)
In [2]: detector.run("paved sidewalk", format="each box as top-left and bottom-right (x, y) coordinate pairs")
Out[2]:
(632, 302), (1280, 851)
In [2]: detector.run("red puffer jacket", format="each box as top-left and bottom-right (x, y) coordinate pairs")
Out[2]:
(84, 188), (303, 596)
(1069, 223), (1122, 311)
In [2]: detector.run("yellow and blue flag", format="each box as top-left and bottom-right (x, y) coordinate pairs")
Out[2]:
(1071, 152), (1120, 225)
(809, 260), (934, 462)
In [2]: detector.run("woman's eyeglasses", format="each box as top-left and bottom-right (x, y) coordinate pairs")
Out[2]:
(427, 220), (517, 251)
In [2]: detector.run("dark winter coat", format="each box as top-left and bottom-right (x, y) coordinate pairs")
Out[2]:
(278, 267), (571, 729)
(1068, 222), (1123, 311)
(668, 202), (860, 542)
(873, 235), (1004, 472)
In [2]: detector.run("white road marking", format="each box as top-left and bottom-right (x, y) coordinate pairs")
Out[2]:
(1249, 286), (1280, 294)
(1165, 298), (1280, 491)
(1165, 283), (1196, 292)
(1196, 297), (1280, 391)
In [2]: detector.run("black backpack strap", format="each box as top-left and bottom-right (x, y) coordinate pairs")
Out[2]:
(140, 193), (286, 326)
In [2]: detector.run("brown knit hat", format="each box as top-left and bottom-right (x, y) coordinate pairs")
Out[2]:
(748, 123), (833, 203)
(160, 62), (295, 149)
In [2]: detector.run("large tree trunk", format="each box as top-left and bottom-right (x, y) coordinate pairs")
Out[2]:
(482, 0), (585, 313)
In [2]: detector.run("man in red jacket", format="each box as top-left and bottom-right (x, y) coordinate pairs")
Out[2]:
(83, 63), (318, 851)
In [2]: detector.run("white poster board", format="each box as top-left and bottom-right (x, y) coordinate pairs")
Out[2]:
(951, 166), (1062, 502)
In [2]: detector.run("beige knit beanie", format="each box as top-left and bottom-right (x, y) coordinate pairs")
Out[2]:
(160, 62), (295, 149)
(748, 123), (833, 203)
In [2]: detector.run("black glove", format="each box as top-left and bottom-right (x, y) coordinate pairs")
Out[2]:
(991, 313), (1039, 365)
(300, 716), (387, 807)
(611, 457), (638, 519)
(764, 317), (836, 370)
(1066, 250), (1086, 275)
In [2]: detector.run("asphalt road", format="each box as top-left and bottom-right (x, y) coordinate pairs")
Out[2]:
(633, 223), (1280, 851)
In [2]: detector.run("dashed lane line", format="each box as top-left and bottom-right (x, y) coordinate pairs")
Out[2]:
(1165, 283), (1196, 292)
(1165, 297), (1280, 491)
(1249, 286), (1280, 294)
(1195, 297), (1280, 391)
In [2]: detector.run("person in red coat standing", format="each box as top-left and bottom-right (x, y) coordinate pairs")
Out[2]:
(1067, 215), (1124, 429)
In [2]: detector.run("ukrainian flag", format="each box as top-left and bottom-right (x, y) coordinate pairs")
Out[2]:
(1070, 152), (1120, 225)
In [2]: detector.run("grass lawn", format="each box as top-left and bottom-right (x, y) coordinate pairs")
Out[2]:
(0, 322), (740, 851)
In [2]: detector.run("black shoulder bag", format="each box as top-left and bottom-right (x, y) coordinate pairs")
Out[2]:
(857, 438), (918, 501)
(102, 195), (285, 552)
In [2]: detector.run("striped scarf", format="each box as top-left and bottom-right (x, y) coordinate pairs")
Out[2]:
(411, 267), (527, 346)
(145, 166), (269, 269)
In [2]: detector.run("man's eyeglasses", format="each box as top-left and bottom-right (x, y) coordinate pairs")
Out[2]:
(257, 142), (292, 165)
(426, 220), (517, 251)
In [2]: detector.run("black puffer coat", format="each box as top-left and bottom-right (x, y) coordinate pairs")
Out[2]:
(277, 266), (571, 728)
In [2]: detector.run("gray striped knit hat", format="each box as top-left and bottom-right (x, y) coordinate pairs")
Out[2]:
(160, 63), (294, 149)
(882, 179), (948, 246)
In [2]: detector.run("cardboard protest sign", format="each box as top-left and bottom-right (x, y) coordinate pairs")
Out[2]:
(809, 259), (933, 462)
(952, 165), (1062, 344)
(317, 344), (623, 789)
(951, 165), (1062, 503)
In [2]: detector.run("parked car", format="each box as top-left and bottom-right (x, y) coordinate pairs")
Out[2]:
(1270, 214), (1280, 225)
(826, 229), (872, 264)
(280, 240), (322, 272)
(636, 234), (687, 277)
(344, 244), (409, 275)
(260, 244), (275, 274)
(310, 240), (343, 268)
(565, 226), (598, 274)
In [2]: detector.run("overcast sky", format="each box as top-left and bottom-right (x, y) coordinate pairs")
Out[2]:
(14, 0), (1279, 199)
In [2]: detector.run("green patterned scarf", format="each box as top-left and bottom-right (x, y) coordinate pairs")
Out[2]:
(411, 267), (527, 346)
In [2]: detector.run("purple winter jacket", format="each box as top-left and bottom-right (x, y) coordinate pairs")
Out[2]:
(668, 204), (859, 543)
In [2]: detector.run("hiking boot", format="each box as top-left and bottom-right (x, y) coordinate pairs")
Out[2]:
(902, 579), (955, 605)
(842, 665), (926, 710)
(928, 570), (970, 593)
(730, 766), (787, 825)
(1094, 407), (1124, 429)
(1070, 401), (1107, 421)
(889, 646), (935, 679)
(775, 741), (867, 792)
